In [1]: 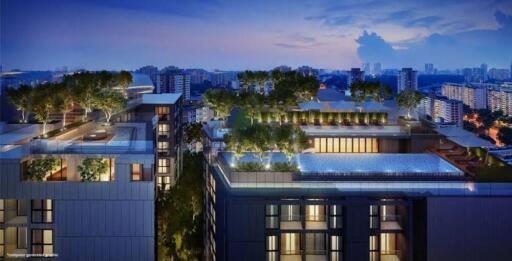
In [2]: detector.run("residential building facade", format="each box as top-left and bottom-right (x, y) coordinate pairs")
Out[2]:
(397, 68), (417, 92)
(441, 83), (487, 109)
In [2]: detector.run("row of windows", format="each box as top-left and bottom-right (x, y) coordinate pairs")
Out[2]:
(313, 138), (379, 153)
(0, 200), (53, 224)
(156, 176), (172, 191)
(265, 204), (343, 229)
(266, 233), (342, 261)
(0, 228), (53, 257)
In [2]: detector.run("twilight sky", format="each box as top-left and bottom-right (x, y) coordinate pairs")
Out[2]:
(1, 0), (512, 71)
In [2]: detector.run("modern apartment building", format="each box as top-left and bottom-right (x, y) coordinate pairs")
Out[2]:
(202, 100), (512, 261)
(487, 85), (512, 116)
(0, 92), (182, 260)
(159, 71), (191, 100)
(397, 68), (417, 92)
(419, 94), (463, 126)
(0, 124), (155, 260)
(127, 93), (183, 189)
(441, 83), (487, 109)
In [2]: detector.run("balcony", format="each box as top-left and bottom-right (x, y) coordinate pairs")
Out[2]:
(381, 250), (402, 261)
(380, 215), (402, 231)
(280, 214), (302, 230)
(305, 215), (327, 230)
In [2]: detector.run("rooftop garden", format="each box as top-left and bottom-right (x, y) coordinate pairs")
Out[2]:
(225, 123), (309, 171)
(6, 71), (132, 137)
(204, 70), (423, 126)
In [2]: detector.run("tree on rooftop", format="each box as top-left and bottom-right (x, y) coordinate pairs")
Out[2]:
(5, 85), (33, 123)
(54, 82), (75, 129)
(238, 70), (269, 93)
(238, 92), (264, 125)
(66, 72), (100, 121)
(273, 125), (308, 162)
(203, 89), (236, 120)
(396, 89), (424, 120)
(95, 90), (127, 123)
(32, 83), (55, 136)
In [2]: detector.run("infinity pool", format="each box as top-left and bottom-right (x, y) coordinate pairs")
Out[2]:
(221, 152), (463, 176)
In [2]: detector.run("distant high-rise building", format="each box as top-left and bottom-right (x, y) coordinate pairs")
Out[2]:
(136, 65), (159, 87)
(488, 84), (512, 116)
(488, 68), (510, 81)
(373, 63), (382, 75)
(425, 63), (434, 74)
(348, 68), (364, 86)
(441, 83), (487, 109)
(362, 63), (370, 74)
(211, 71), (238, 87)
(481, 63), (488, 82)
(185, 69), (210, 85)
(159, 69), (191, 100)
(397, 68), (417, 92)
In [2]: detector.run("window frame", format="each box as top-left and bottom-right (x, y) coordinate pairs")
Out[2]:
(130, 163), (143, 181)
(31, 199), (53, 224)
(31, 229), (53, 256)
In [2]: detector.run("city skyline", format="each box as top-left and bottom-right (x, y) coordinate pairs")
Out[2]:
(2, 0), (512, 71)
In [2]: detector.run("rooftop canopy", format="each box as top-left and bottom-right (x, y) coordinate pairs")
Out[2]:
(435, 126), (495, 148)
(141, 93), (181, 105)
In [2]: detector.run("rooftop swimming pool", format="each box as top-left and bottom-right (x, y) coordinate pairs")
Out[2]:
(221, 152), (463, 176)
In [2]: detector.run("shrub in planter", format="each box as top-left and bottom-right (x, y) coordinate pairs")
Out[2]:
(236, 162), (264, 172)
(271, 162), (299, 172)
(27, 156), (59, 181)
(78, 158), (108, 181)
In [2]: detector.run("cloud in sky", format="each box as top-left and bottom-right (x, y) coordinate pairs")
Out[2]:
(1, 0), (512, 70)
(356, 11), (512, 68)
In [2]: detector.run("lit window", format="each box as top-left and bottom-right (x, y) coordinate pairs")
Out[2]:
(0, 228), (4, 257)
(32, 200), (52, 223)
(330, 235), (342, 261)
(265, 205), (278, 229)
(32, 229), (53, 255)
(329, 205), (343, 229)
(158, 142), (169, 153)
(281, 233), (300, 255)
(158, 123), (170, 137)
(0, 200), (4, 223)
(266, 235), (278, 261)
(158, 159), (170, 174)
(305, 205), (325, 222)
(369, 235), (379, 261)
(131, 164), (142, 181)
